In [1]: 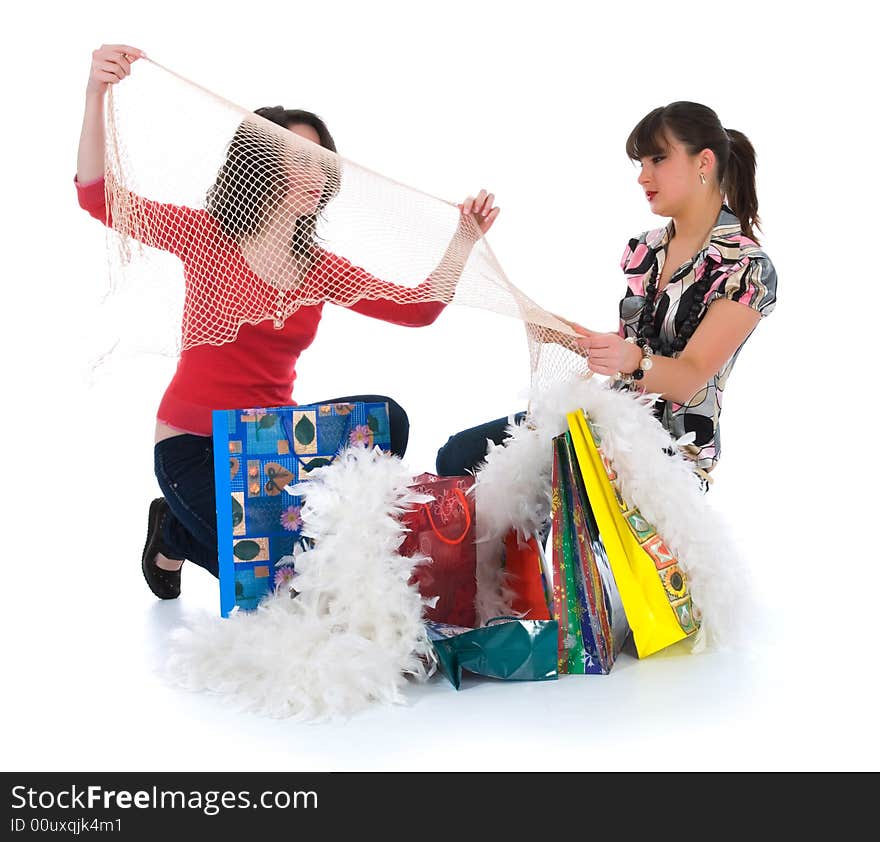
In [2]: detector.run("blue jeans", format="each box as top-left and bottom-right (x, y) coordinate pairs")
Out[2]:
(153, 394), (410, 578)
(435, 411), (527, 476)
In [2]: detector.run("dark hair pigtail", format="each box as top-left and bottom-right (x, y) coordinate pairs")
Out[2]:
(723, 128), (760, 242)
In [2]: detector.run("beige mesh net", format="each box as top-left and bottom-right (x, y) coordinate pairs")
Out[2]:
(101, 59), (588, 392)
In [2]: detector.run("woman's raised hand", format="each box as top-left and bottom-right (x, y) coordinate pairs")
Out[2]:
(87, 44), (145, 97)
(459, 189), (500, 234)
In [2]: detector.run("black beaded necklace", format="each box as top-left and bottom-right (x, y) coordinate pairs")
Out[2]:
(636, 253), (713, 357)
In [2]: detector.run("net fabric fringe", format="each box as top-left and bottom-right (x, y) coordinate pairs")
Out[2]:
(103, 58), (587, 391)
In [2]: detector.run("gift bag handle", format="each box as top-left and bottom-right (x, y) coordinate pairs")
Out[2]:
(280, 408), (355, 468)
(421, 488), (472, 546)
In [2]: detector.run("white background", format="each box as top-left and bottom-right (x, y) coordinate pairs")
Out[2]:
(1, 0), (876, 771)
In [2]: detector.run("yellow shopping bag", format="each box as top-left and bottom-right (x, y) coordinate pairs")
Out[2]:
(566, 410), (699, 657)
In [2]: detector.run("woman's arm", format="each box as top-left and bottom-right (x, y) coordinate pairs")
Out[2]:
(575, 300), (761, 403)
(425, 190), (500, 296)
(590, 300), (760, 400)
(573, 254), (776, 402)
(77, 45), (144, 183)
(345, 190), (499, 327)
(75, 44), (199, 258)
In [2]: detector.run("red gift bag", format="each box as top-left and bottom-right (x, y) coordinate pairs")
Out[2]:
(503, 532), (552, 621)
(401, 473), (477, 628)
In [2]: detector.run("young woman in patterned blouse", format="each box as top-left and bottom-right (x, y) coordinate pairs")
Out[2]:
(436, 101), (777, 485)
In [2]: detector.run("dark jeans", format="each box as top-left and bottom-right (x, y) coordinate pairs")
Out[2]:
(435, 411), (527, 476)
(437, 412), (711, 494)
(435, 410), (554, 546)
(153, 394), (410, 579)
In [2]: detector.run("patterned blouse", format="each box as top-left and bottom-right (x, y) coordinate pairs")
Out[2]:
(618, 204), (777, 474)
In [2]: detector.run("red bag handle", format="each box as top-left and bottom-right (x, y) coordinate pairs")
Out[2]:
(422, 488), (471, 545)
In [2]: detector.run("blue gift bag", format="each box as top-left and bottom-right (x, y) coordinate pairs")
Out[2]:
(212, 401), (391, 616)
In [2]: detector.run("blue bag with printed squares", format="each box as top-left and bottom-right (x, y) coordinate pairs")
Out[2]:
(212, 401), (392, 616)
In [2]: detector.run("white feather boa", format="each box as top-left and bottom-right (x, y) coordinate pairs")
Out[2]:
(167, 380), (753, 720)
(473, 378), (755, 651)
(166, 446), (434, 720)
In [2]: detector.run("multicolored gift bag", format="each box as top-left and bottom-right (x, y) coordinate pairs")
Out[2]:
(551, 437), (586, 673)
(551, 433), (628, 674)
(212, 401), (392, 616)
(565, 430), (630, 671)
(566, 409), (700, 657)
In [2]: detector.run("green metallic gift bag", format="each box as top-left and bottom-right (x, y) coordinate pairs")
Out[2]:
(426, 617), (559, 690)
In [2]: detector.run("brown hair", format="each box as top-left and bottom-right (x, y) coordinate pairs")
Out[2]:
(626, 101), (760, 242)
(205, 107), (338, 258)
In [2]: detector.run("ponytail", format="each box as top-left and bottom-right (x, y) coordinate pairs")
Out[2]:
(724, 128), (761, 243)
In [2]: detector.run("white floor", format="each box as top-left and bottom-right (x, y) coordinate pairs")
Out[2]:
(6, 561), (875, 771)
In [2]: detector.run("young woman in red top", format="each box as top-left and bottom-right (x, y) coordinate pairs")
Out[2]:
(77, 44), (500, 598)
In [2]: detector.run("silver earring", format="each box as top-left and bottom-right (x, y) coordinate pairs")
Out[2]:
(699, 172), (707, 185)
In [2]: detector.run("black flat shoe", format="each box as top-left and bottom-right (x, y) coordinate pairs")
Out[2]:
(142, 497), (183, 599)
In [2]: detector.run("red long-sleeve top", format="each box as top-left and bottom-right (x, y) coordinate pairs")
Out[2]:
(76, 177), (446, 435)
